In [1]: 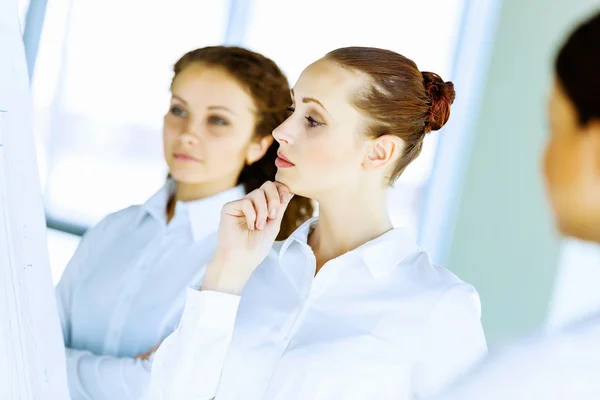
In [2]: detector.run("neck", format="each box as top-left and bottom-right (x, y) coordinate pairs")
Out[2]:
(308, 186), (392, 274)
(166, 178), (239, 222)
(174, 178), (239, 203)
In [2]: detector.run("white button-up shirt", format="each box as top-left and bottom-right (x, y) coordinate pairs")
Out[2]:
(147, 218), (488, 399)
(56, 181), (245, 400)
(430, 311), (600, 399)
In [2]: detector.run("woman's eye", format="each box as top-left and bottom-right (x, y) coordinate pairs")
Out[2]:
(209, 116), (229, 126)
(305, 116), (323, 129)
(286, 106), (295, 113)
(170, 106), (187, 117)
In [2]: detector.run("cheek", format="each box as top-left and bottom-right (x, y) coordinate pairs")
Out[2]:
(544, 133), (589, 217)
(303, 133), (359, 172)
(163, 118), (179, 146)
(545, 142), (576, 210)
(204, 136), (248, 167)
(542, 138), (558, 190)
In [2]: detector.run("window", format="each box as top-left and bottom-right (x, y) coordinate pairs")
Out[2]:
(35, 0), (232, 226)
(18, 0), (30, 33)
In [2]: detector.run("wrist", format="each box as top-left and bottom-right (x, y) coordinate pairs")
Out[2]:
(201, 260), (249, 296)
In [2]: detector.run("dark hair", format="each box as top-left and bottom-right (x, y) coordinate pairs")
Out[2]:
(556, 10), (600, 125)
(173, 46), (313, 239)
(326, 47), (455, 182)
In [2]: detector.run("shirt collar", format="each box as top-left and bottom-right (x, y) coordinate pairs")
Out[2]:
(357, 227), (421, 278)
(278, 217), (421, 278)
(278, 217), (318, 259)
(136, 179), (177, 226)
(136, 180), (246, 242)
(185, 185), (246, 242)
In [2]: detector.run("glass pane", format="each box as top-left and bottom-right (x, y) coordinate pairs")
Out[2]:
(33, 0), (231, 226)
(18, 0), (30, 34)
(242, 0), (466, 234)
(46, 228), (80, 284)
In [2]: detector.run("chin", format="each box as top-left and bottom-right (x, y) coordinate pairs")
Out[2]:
(275, 169), (288, 184)
(277, 174), (314, 200)
(168, 169), (203, 184)
(275, 170), (297, 193)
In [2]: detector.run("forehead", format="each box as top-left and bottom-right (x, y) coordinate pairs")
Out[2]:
(172, 64), (256, 111)
(292, 58), (368, 113)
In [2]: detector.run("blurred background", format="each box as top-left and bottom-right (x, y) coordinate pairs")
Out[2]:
(16, 0), (600, 345)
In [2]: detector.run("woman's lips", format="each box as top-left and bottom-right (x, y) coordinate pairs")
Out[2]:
(174, 153), (200, 162)
(275, 153), (295, 168)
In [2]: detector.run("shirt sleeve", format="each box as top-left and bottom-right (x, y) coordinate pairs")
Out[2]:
(55, 214), (115, 346)
(56, 214), (156, 399)
(65, 349), (153, 400)
(146, 288), (241, 400)
(412, 283), (488, 399)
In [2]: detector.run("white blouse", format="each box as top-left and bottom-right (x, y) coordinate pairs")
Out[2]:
(147, 217), (488, 399)
(430, 311), (600, 399)
(56, 181), (245, 400)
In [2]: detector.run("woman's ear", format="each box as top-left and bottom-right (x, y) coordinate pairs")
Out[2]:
(246, 135), (274, 165)
(363, 135), (403, 171)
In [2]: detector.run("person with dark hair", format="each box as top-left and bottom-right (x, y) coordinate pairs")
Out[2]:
(55, 46), (312, 400)
(146, 47), (487, 400)
(428, 11), (600, 400)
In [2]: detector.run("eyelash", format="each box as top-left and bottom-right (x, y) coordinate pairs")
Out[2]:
(170, 107), (229, 127)
(286, 106), (324, 129)
(170, 106), (187, 117)
(208, 116), (229, 126)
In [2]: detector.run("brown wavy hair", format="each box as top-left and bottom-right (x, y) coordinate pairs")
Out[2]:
(172, 46), (313, 239)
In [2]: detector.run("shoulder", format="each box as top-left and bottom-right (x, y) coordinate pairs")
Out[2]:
(81, 204), (143, 240)
(437, 316), (600, 399)
(400, 250), (479, 305)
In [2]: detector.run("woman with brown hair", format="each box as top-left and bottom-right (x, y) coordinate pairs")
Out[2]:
(147, 47), (487, 400)
(55, 46), (312, 399)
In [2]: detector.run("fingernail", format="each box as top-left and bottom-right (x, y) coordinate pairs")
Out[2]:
(257, 221), (263, 230)
(269, 208), (277, 219)
(281, 193), (289, 203)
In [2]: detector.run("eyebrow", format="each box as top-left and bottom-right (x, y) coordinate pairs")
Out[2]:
(290, 89), (329, 114)
(208, 106), (238, 116)
(171, 95), (238, 116)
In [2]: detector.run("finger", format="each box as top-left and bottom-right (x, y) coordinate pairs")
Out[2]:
(247, 190), (269, 230)
(261, 181), (281, 219)
(274, 192), (295, 222)
(273, 181), (292, 204)
(239, 198), (257, 231)
(222, 199), (245, 217)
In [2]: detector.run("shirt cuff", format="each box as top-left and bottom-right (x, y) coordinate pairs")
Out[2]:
(178, 288), (241, 331)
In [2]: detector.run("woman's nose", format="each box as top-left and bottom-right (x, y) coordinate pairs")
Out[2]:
(272, 119), (294, 145)
(180, 120), (202, 145)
